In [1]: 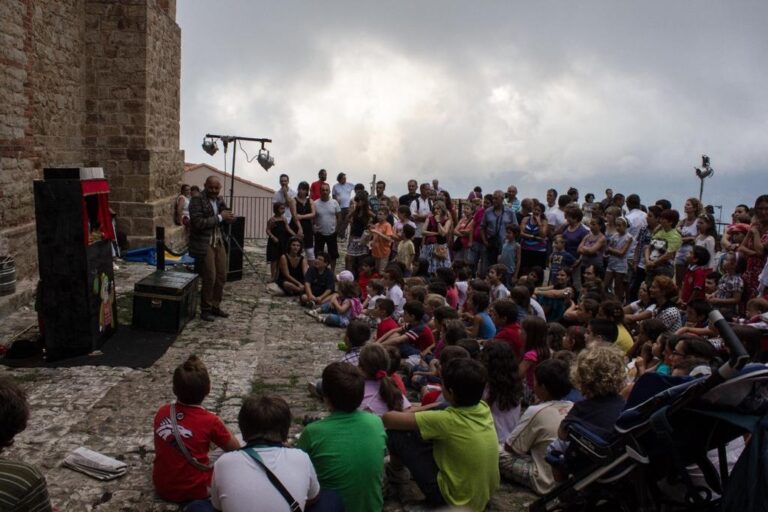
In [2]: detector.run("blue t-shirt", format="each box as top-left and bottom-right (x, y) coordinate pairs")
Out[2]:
(549, 250), (576, 284)
(478, 311), (497, 339)
(499, 240), (520, 274)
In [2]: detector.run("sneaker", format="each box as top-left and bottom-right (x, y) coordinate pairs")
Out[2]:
(316, 314), (328, 324)
(304, 309), (320, 319)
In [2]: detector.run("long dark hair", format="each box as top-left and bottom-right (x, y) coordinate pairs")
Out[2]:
(480, 341), (522, 411)
(359, 344), (403, 412)
(352, 192), (372, 223)
(522, 316), (551, 362)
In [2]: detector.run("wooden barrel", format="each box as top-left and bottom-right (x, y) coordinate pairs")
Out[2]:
(0, 256), (16, 296)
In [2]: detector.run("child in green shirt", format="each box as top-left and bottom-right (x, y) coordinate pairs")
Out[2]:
(383, 358), (500, 511)
(297, 362), (387, 511)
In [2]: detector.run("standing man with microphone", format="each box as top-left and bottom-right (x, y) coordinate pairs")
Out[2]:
(189, 175), (235, 322)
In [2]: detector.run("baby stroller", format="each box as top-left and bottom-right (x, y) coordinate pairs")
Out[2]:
(532, 310), (768, 512)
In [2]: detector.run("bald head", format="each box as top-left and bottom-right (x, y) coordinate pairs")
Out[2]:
(204, 176), (222, 197)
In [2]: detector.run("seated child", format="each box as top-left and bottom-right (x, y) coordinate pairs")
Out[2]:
(707, 252), (743, 317)
(384, 266), (406, 319)
(435, 267), (459, 309)
(153, 355), (240, 503)
(301, 252), (335, 306)
(563, 326), (586, 353)
(297, 362), (387, 511)
(307, 280), (363, 327)
(357, 256), (381, 300)
(362, 279), (386, 315)
(676, 299), (714, 337)
(519, 317), (552, 404)
(377, 301), (435, 363)
(383, 359), (500, 511)
(413, 318), (467, 389)
(490, 299), (522, 357)
(455, 267), (471, 309)
(374, 299), (400, 341)
(500, 359), (575, 495)
(419, 345), (472, 408)
(339, 320), (371, 366)
(551, 343), (627, 478)
(463, 291), (497, 340)
(587, 318), (619, 347)
(359, 344), (411, 416)
(488, 264), (511, 302)
(205, 394), (335, 512)
(385, 345), (408, 394)
(431, 306), (461, 359)
(481, 341), (523, 442)
(405, 284), (428, 304)
(547, 322), (567, 352)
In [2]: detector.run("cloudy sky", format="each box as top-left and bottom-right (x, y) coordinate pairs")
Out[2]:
(178, 1), (768, 218)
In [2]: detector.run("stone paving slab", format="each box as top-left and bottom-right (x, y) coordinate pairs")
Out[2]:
(1, 242), (536, 511)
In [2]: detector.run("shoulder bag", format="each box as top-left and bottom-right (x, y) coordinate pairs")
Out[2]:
(242, 446), (302, 512)
(169, 402), (212, 472)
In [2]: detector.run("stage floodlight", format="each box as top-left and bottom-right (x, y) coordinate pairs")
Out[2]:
(202, 138), (219, 156)
(257, 148), (274, 171)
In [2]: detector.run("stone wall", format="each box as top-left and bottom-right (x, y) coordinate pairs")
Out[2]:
(0, 0), (183, 286)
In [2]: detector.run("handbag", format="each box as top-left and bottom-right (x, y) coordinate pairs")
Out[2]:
(242, 447), (302, 512)
(452, 237), (464, 252)
(169, 402), (212, 472)
(433, 244), (449, 260)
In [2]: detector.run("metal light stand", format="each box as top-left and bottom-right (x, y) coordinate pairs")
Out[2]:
(205, 134), (272, 277)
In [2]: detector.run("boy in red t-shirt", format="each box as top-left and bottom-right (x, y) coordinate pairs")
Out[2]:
(489, 299), (523, 358)
(153, 355), (240, 503)
(680, 246), (711, 306)
(378, 301), (435, 359)
(375, 298), (400, 340)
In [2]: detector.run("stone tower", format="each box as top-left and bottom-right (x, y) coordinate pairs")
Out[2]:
(0, 0), (184, 286)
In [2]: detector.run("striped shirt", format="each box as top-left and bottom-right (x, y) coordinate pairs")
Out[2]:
(0, 459), (52, 512)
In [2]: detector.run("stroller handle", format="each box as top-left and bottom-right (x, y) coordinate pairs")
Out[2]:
(710, 309), (750, 378)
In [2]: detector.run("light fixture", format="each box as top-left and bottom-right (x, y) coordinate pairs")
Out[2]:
(694, 154), (715, 202)
(202, 138), (218, 156)
(257, 144), (274, 171)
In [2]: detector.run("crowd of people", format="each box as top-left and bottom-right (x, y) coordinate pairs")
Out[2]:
(148, 173), (768, 511)
(4, 170), (767, 511)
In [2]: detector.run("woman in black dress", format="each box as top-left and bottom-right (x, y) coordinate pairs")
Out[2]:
(277, 237), (308, 296)
(266, 203), (295, 281)
(291, 181), (316, 261)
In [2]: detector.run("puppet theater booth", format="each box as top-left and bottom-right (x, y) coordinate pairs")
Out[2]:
(26, 168), (176, 367)
(34, 168), (118, 361)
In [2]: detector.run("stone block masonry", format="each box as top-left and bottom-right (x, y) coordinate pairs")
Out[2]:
(0, 0), (185, 293)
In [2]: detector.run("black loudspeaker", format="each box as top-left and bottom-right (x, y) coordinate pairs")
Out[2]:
(34, 172), (118, 361)
(227, 216), (245, 281)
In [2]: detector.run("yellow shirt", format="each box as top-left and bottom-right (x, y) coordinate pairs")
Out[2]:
(615, 324), (634, 354)
(416, 401), (500, 511)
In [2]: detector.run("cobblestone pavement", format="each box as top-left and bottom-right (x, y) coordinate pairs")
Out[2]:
(0, 241), (536, 511)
